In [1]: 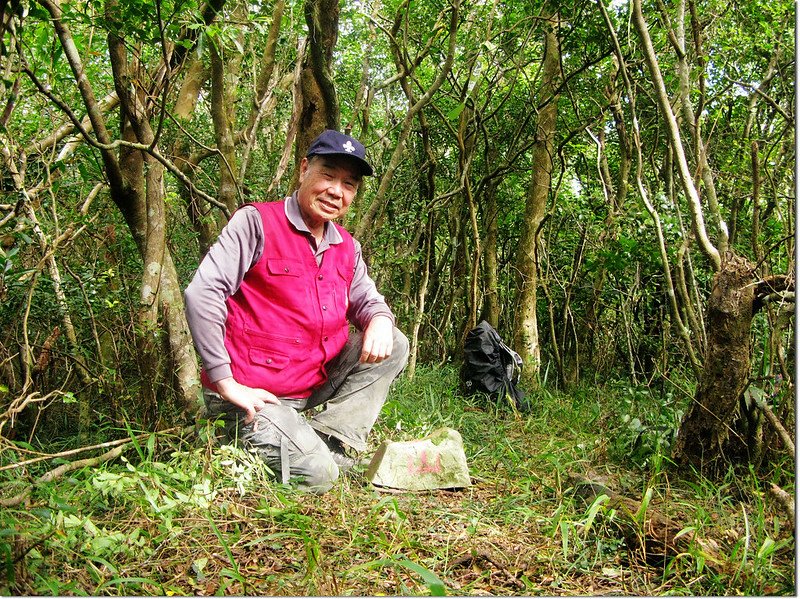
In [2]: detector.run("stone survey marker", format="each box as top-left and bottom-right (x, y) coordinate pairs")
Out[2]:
(366, 427), (471, 490)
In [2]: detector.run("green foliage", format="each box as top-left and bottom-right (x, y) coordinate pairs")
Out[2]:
(606, 382), (686, 470)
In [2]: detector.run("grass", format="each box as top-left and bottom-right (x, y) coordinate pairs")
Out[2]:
(0, 365), (795, 595)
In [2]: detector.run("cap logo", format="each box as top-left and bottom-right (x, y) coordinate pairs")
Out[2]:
(342, 141), (355, 153)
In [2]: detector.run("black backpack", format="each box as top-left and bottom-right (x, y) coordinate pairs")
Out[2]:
(461, 320), (527, 411)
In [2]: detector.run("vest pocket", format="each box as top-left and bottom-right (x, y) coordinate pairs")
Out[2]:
(266, 259), (303, 276)
(249, 347), (290, 371)
(333, 262), (353, 315)
(245, 326), (302, 345)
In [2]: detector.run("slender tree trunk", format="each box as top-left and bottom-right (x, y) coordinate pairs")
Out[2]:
(513, 5), (561, 382)
(346, 18), (376, 136)
(210, 40), (241, 215)
(172, 56), (218, 255)
(268, 37), (306, 196)
(582, 64), (631, 368)
(244, 0), (286, 141)
(406, 116), (437, 378)
(458, 108), (480, 337)
(558, 227), (587, 386)
(481, 174), (501, 328)
(661, 0), (728, 254)
(159, 254), (200, 420)
(239, 1), (287, 182)
(407, 217), (433, 380)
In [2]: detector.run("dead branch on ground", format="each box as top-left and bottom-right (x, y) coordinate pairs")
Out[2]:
(0, 426), (194, 508)
(568, 472), (730, 573)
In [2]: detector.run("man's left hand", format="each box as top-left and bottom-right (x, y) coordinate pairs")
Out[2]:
(361, 316), (394, 363)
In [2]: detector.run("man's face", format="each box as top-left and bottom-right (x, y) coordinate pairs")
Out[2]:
(297, 155), (362, 236)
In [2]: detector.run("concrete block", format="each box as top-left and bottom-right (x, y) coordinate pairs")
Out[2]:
(366, 427), (471, 490)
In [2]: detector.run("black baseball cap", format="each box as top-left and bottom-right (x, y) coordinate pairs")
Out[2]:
(306, 129), (374, 177)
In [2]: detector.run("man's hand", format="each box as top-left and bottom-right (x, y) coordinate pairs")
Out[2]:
(361, 315), (394, 363)
(215, 376), (279, 424)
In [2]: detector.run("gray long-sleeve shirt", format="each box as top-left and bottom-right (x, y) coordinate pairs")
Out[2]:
(184, 193), (394, 384)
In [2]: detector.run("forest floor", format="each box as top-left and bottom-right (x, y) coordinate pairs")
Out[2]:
(1, 366), (795, 596)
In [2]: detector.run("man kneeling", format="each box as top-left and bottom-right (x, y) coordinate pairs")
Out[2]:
(185, 130), (408, 493)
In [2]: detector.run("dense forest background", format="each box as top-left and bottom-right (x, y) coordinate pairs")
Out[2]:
(0, 0), (795, 594)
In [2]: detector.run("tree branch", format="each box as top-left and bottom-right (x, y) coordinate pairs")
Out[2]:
(754, 398), (795, 459)
(631, 0), (721, 270)
(20, 63), (230, 218)
(768, 483), (795, 531)
(35, 0), (125, 192)
(355, 0), (462, 242)
(0, 426), (193, 508)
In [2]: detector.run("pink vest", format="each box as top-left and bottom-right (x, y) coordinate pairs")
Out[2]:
(202, 201), (355, 398)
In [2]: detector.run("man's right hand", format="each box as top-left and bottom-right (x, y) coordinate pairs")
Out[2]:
(214, 376), (280, 424)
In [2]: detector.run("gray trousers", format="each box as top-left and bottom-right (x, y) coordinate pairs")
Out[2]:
(205, 326), (409, 493)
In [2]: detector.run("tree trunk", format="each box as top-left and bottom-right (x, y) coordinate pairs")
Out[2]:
(407, 216), (433, 381)
(268, 37), (306, 196)
(513, 5), (561, 382)
(244, 0), (286, 141)
(240, 0), (287, 183)
(172, 55), (218, 255)
(671, 253), (756, 472)
(210, 40), (241, 215)
(660, 0), (728, 255)
(632, 0), (720, 271)
(107, 0), (200, 417)
(458, 106), (480, 337)
(480, 174), (501, 328)
(159, 254), (200, 419)
(406, 118), (437, 379)
(106, 0), (169, 419)
(291, 0), (341, 187)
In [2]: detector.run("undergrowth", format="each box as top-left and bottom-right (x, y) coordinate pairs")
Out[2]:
(0, 366), (795, 595)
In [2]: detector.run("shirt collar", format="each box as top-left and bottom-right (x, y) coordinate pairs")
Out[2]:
(285, 192), (343, 245)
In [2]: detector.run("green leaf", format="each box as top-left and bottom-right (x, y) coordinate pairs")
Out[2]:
(97, 576), (162, 593)
(395, 557), (447, 596)
(560, 520), (570, 558)
(446, 102), (465, 121)
(757, 537), (776, 560)
(191, 557), (208, 579)
(220, 567), (246, 583)
(635, 487), (653, 523)
(583, 493), (609, 536)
